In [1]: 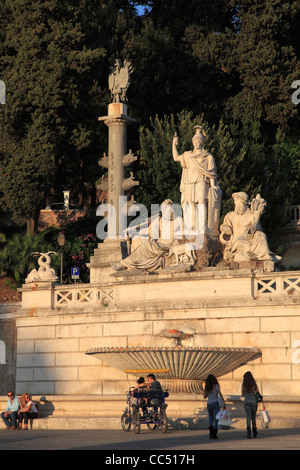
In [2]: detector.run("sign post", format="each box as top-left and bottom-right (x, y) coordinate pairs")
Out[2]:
(71, 267), (80, 282)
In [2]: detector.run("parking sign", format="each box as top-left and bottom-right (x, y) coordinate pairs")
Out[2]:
(71, 267), (80, 279)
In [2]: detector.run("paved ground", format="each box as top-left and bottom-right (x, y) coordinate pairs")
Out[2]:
(0, 427), (299, 452)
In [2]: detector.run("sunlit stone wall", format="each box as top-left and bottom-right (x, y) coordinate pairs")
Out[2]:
(15, 270), (300, 398)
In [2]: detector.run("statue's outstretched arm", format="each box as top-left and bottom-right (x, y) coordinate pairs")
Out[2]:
(172, 133), (181, 162)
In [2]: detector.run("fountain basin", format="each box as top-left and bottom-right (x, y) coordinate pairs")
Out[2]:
(85, 346), (262, 393)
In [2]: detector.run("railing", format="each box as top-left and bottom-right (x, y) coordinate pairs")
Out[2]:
(55, 286), (115, 307)
(286, 205), (300, 225)
(254, 274), (300, 297)
(53, 272), (300, 308)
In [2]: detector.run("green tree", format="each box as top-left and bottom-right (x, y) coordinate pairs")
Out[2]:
(0, 232), (56, 285)
(183, 0), (300, 135)
(122, 0), (237, 125)
(1, 0), (299, 243)
(226, 0), (300, 134)
(270, 136), (300, 205)
(42, 214), (98, 284)
(0, 0), (107, 233)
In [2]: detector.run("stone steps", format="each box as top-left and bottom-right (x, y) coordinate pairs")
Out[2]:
(24, 415), (300, 431)
(2, 395), (300, 430)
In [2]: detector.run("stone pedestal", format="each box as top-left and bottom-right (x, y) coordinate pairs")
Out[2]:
(88, 238), (129, 282)
(20, 282), (58, 309)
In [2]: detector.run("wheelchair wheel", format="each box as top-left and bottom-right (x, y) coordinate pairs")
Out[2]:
(160, 411), (168, 434)
(133, 411), (141, 434)
(121, 412), (131, 432)
(147, 422), (158, 431)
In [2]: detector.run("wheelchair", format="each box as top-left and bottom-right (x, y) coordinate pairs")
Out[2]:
(121, 386), (169, 434)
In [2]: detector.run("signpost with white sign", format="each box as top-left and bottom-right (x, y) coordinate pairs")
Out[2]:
(71, 267), (80, 281)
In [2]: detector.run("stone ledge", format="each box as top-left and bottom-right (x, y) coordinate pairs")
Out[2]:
(13, 293), (300, 320)
(13, 415), (300, 431)
(1, 396), (300, 430)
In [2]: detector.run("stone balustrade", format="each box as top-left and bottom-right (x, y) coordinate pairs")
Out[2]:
(254, 273), (300, 297)
(286, 205), (300, 225)
(50, 271), (300, 309)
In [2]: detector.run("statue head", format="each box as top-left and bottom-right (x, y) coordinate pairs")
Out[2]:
(114, 59), (122, 72)
(161, 199), (175, 221)
(192, 126), (206, 148)
(232, 192), (249, 215)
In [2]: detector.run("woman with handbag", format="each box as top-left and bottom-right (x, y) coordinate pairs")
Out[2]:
(241, 371), (262, 439)
(203, 374), (226, 439)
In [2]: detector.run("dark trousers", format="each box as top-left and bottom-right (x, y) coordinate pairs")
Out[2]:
(244, 402), (257, 429)
(18, 412), (38, 425)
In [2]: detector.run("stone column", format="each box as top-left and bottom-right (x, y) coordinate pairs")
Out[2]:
(88, 103), (137, 282)
(99, 103), (134, 237)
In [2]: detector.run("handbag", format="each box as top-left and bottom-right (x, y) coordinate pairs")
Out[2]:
(255, 390), (263, 403)
(217, 385), (225, 408)
(218, 396), (225, 408)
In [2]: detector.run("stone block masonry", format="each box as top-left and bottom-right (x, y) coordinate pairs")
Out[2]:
(15, 270), (300, 399)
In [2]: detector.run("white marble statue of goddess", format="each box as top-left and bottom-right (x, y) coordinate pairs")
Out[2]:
(172, 125), (222, 237)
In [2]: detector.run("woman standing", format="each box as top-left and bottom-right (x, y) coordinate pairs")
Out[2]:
(241, 371), (261, 438)
(18, 394), (38, 430)
(203, 374), (225, 439)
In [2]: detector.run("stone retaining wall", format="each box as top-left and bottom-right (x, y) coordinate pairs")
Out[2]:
(14, 270), (300, 398)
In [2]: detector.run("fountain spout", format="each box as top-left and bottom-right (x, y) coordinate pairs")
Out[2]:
(161, 329), (193, 346)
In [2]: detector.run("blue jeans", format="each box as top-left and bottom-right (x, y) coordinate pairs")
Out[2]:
(207, 401), (220, 429)
(1, 411), (18, 428)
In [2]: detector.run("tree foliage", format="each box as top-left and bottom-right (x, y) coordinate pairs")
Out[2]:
(0, 0), (299, 242)
(129, 0), (300, 225)
(0, 0), (109, 231)
(0, 232), (55, 285)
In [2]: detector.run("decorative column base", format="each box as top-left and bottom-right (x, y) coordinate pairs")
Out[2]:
(87, 239), (129, 283)
(19, 282), (58, 309)
(160, 379), (204, 394)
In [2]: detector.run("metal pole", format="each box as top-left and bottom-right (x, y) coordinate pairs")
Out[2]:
(60, 249), (64, 284)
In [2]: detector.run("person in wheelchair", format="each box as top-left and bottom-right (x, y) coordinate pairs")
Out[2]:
(133, 377), (149, 419)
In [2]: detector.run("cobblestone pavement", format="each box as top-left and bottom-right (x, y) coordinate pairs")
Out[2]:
(0, 427), (299, 451)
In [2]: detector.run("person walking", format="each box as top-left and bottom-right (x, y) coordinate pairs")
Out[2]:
(203, 374), (225, 439)
(241, 371), (261, 438)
